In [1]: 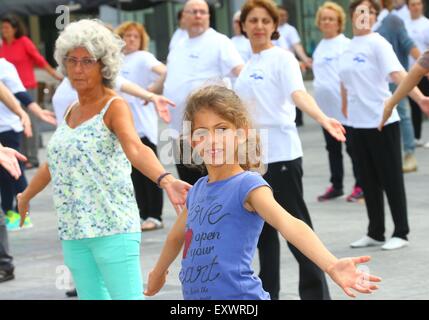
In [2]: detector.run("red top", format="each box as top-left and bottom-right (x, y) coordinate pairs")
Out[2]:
(0, 36), (49, 89)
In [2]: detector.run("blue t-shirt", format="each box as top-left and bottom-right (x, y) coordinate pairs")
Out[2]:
(376, 13), (415, 70)
(180, 171), (271, 300)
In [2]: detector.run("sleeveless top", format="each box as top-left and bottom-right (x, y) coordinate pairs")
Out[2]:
(47, 97), (141, 240)
(181, 171), (271, 300)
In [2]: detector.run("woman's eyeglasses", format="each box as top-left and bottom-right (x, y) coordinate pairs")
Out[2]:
(63, 56), (98, 69)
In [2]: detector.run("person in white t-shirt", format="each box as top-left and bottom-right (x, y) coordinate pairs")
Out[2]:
(169, 9), (189, 52)
(405, 0), (429, 147)
(339, 0), (427, 251)
(231, 11), (252, 63)
(235, 0), (347, 300)
(277, 5), (312, 69)
(116, 21), (176, 231)
(313, 2), (363, 204)
(393, 0), (411, 21)
(277, 5), (310, 127)
(162, 0), (244, 185)
(0, 58), (57, 232)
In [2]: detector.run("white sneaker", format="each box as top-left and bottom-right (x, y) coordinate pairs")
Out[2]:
(381, 237), (409, 250)
(350, 236), (384, 248)
(415, 139), (424, 147)
(424, 141), (429, 149)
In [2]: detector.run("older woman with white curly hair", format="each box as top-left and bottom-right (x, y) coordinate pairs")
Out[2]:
(16, 19), (191, 300)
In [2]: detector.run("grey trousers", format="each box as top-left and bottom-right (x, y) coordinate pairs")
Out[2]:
(21, 88), (40, 164)
(0, 212), (14, 272)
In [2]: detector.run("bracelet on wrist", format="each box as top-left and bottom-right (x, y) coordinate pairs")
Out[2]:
(147, 93), (155, 102)
(157, 172), (172, 188)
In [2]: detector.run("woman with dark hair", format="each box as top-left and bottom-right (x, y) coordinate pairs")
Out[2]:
(339, 0), (427, 251)
(0, 14), (63, 169)
(234, 0), (346, 300)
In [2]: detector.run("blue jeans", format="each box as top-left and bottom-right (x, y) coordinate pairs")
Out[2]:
(62, 232), (143, 300)
(389, 83), (415, 155)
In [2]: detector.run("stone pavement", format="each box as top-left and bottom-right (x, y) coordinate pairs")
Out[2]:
(1, 93), (428, 300)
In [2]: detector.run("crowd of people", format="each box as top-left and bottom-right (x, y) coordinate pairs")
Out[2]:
(1, 0), (429, 300)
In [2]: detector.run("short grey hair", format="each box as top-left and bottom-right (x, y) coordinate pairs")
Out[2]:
(54, 19), (124, 88)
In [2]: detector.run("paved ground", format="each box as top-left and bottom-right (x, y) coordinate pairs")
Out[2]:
(1, 83), (429, 300)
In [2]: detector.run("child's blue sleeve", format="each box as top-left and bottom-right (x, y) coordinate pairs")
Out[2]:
(239, 172), (272, 207)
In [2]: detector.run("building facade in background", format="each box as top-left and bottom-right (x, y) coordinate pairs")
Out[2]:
(3, 0), (429, 65)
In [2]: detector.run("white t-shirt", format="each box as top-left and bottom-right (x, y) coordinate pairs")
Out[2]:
(52, 78), (77, 123)
(406, 16), (429, 67)
(338, 33), (403, 129)
(392, 5), (410, 23)
(231, 35), (252, 62)
(120, 50), (162, 144)
(312, 34), (350, 125)
(372, 9), (389, 31)
(0, 58), (25, 133)
(278, 23), (301, 51)
(234, 46), (305, 164)
(163, 28), (244, 137)
(52, 76), (128, 125)
(169, 28), (188, 52)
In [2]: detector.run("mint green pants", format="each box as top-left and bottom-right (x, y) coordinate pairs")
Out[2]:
(62, 232), (143, 300)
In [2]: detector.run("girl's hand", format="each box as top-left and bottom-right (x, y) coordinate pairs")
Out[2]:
(327, 256), (382, 298)
(144, 269), (169, 296)
(0, 147), (27, 179)
(161, 176), (192, 215)
(17, 193), (30, 228)
(321, 117), (346, 142)
(379, 101), (395, 131)
(151, 94), (176, 124)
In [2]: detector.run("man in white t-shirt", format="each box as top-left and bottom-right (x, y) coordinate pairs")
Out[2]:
(277, 5), (312, 69)
(231, 11), (252, 63)
(169, 9), (189, 52)
(163, 0), (244, 184)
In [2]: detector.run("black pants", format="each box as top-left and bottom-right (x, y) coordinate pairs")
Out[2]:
(352, 123), (409, 241)
(322, 125), (361, 190)
(0, 131), (27, 213)
(175, 164), (206, 186)
(408, 76), (429, 140)
(131, 137), (163, 221)
(295, 108), (303, 126)
(258, 159), (331, 300)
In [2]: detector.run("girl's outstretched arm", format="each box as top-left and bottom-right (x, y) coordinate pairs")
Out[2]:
(246, 186), (381, 298)
(144, 207), (188, 296)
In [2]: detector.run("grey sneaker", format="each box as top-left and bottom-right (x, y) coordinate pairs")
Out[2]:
(0, 269), (15, 283)
(403, 153), (417, 173)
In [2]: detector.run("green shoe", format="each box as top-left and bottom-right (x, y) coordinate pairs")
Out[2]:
(5, 210), (20, 224)
(22, 216), (33, 229)
(6, 218), (20, 232)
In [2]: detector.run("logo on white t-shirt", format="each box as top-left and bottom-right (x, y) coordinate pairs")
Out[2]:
(249, 69), (265, 81)
(353, 53), (366, 64)
(323, 57), (335, 63)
